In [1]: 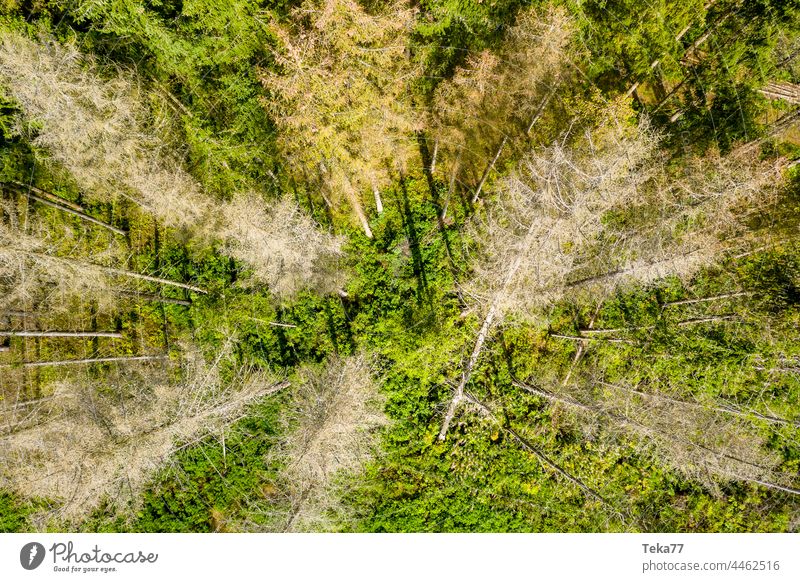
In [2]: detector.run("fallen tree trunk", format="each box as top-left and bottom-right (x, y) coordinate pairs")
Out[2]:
(2, 182), (126, 236)
(0, 330), (122, 338)
(2, 354), (169, 368)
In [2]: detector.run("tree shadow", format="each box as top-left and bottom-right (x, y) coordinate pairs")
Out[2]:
(393, 174), (432, 308)
(416, 132), (463, 289)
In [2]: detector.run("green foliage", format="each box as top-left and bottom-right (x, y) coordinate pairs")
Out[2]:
(42, 0), (280, 196)
(0, 491), (33, 532)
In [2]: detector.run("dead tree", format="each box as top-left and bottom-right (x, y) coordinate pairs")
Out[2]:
(512, 378), (800, 496)
(439, 114), (659, 439)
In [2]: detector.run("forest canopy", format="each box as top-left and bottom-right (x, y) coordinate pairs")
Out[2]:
(0, 0), (799, 533)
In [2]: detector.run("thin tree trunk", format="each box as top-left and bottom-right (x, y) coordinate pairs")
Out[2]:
(676, 315), (738, 326)
(563, 304), (600, 386)
(759, 81), (800, 105)
(664, 291), (752, 306)
(3, 183), (127, 236)
(430, 139), (438, 174)
(527, 82), (560, 135)
(598, 381), (800, 428)
(623, 9), (710, 100)
(578, 326), (655, 335)
(6, 181), (84, 212)
(438, 302), (499, 440)
(514, 379), (797, 494)
(0, 330), (122, 338)
(373, 184), (384, 215)
(550, 333), (635, 344)
(442, 153), (461, 221)
(115, 289), (192, 306)
(5, 355), (169, 368)
(439, 217), (544, 440)
(1, 310), (29, 317)
(348, 192), (373, 239)
(464, 391), (614, 508)
(472, 137), (507, 204)
(513, 379), (596, 413)
(734, 109), (800, 155)
(18, 249), (208, 294)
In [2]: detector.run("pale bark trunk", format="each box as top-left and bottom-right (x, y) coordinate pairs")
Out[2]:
(527, 82), (559, 134)
(472, 137), (507, 204)
(598, 381), (800, 428)
(550, 333), (635, 344)
(348, 192), (373, 239)
(578, 326), (655, 335)
(10, 355), (169, 368)
(676, 315), (738, 326)
(0, 330), (122, 338)
(7, 181), (84, 212)
(3, 182), (127, 236)
(18, 249), (208, 294)
(430, 139), (439, 174)
(373, 184), (384, 215)
(438, 217), (543, 440)
(1, 310), (29, 317)
(563, 304), (600, 386)
(438, 301), (498, 440)
(664, 291), (752, 306)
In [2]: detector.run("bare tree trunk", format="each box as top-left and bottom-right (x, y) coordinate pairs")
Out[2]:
(18, 249), (208, 294)
(563, 305), (600, 386)
(438, 301), (499, 440)
(348, 192), (373, 239)
(623, 8), (712, 100)
(372, 184), (384, 215)
(4, 355), (169, 368)
(676, 315), (739, 326)
(514, 379), (800, 495)
(6, 181), (84, 212)
(598, 381), (800, 428)
(463, 391), (615, 509)
(734, 108), (800, 155)
(430, 139), (439, 174)
(578, 326), (655, 335)
(759, 81), (800, 105)
(1, 310), (29, 317)
(664, 291), (752, 306)
(550, 333), (635, 344)
(439, 217), (542, 440)
(442, 153), (461, 221)
(527, 82), (560, 135)
(115, 290), (192, 306)
(246, 316), (298, 328)
(0, 330), (122, 338)
(2, 182), (126, 235)
(472, 137), (507, 204)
